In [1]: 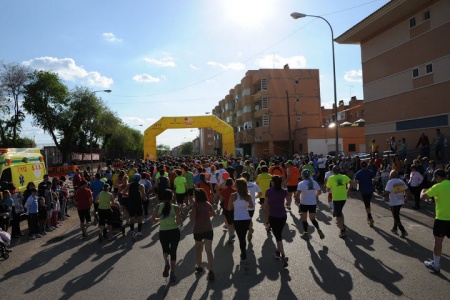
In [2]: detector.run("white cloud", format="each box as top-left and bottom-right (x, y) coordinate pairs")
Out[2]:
(190, 64), (199, 70)
(102, 32), (123, 43)
(207, 61), (245, 71)
(22, 57), (113, 88)
(344, 70), (362, 83)
(133, 73), (164, 83)
(144, 57), (176, 67)
(255, 54), (306, 69)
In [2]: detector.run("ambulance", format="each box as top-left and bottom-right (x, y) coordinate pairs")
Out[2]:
(0, 148), (46, 192)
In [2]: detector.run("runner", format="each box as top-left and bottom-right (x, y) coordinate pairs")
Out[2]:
(241, 172), (261, 242)
(354, 160), (376, 227)
(263, 175), (289, 268)
(326, 166), (351, 238)
(384, 171), (408, 238)
(95, 184), (115, 242)
(228, 178), (253, 269)
(285, 160), (300, 210)
(73, 180), (92, 238)
(174, 169), (187, 208)
(189, 188), (216, 281)
(420, 169), (450, 273)
(122, 174), (145, 240)
(151, 189), (182, 282)
(220, 178), (236, 243)
(294, 169), (324, 240)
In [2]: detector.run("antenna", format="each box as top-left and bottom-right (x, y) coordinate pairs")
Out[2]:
(346, 85), (353, 99)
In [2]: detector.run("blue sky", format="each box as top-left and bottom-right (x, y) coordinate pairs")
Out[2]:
(1, 0), (390, 149)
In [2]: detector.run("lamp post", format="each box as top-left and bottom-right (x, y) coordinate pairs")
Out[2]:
(290, 12), (339, 156)
(90, 89), (111, 174)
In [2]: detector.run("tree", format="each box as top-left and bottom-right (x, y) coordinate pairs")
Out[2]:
(157, 144), (171, 157)
(23, 70), (70, 157)
(0, 61), (31, 146)
(180, 142), (193, 155)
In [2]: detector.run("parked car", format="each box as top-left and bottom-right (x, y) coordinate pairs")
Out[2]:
(328, 151), (348, 158)
(351, 152), (370, 160)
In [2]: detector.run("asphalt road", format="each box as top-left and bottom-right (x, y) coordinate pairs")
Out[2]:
(1, 190), (449, 300)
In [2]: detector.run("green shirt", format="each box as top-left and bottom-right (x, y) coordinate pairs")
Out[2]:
(326, 174), (351, 201)
(98, 191), (111, 210)
(158, 203), (179, 231)
(426, 180), (450, 220)
(174, 176), (187, 194)
(183, 171), (194, 189)
(256, 172), (272, 196)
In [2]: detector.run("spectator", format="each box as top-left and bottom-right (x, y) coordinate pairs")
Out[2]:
(416, 133), (430, 159)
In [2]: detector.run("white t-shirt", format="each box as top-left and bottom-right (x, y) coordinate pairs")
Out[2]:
(317, 157), (326, 169)
(297, 179), (321, 205)
(216, 168), (226, 185)
(247, 182), (262, 211)
(385, 178), (408, 206)
(325, 170), (333, 192)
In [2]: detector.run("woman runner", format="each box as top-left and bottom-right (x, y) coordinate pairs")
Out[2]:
(151, 189), (182, 282)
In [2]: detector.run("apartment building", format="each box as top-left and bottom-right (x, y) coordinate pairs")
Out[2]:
(336, 0), (450, 157)
(209, 65), (366, 158)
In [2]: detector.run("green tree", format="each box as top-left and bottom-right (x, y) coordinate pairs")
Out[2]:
(180, 142), (193, 155)
(156, 144), (171, 157)
(22, 70), (70, 157)
(0, 61), (31, 146)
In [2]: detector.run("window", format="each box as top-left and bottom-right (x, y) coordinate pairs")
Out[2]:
(255, 104), (260, 111)
(236, 109), (243, 117)
(296, 116), (302, 122)
(409, 17), (416, 28)
(298, 143), (303, 153)
(261, 97), (268, 108)
(296, 98), (300, 103)
(361, 109), (364, 116)
(243, 105), (251, 113)
(423, 10), (430, 21)
(412, 68), (419, 78)
(261, 78), (268, 90)
(348, 144), (356, 152)
(241, 87), (251, 97)
(356, 112), (359, 118)
(262, 115), (269, 126)
(426, 63), (433, 74)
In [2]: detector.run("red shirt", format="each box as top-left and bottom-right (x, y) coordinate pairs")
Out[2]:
(74, 188), (92, 211)
(221, 186), (236, 210)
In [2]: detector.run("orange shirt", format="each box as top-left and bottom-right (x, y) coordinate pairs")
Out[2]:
(286, 166), (300, 186)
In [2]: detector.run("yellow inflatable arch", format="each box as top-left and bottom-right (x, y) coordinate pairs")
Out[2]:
(144, 115), (235, 160)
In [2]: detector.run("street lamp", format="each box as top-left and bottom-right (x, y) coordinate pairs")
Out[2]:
(90, 89), (112, 174)
(290, 12), (339, 156)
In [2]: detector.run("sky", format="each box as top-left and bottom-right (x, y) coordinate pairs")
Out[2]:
(0, 0), (390, 149)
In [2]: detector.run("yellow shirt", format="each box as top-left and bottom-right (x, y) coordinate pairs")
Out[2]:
(326, 174), (351, 201)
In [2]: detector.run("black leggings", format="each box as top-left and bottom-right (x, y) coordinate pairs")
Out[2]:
(234, 219), (250, 260)
(143, 200), (150, 216)
(159, 228), (180, 261)
(269, 216), (287, 241)
(390, 205), (405, 232)
(361, 193), (373, 208)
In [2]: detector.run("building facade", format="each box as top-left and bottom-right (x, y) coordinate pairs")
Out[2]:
(336, 0), (450, 159)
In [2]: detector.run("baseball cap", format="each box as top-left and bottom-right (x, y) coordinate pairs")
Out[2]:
(286, 160), (293, 165)
(360, 160), (367, 168)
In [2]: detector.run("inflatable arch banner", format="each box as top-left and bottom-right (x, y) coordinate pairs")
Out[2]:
(144, 115), (235, 160)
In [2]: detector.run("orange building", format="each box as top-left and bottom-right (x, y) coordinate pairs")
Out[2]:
(336, 0), (450, 159)
(210, 66), (366, 157)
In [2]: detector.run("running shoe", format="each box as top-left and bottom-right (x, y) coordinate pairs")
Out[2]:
(227, 234), (236, 244)
(163, 263), (170, 277)
(282, 256), (289, 268)
(424, 260), (440, 273)
(273, 250), (281, 260)
(169, 273), (176, 282)
(195, 265), (203, 273)
(82, 228), (87, 238)
(318, 230), (325, 240)
(28, 235), (36, 240)
(285, 205), (291, 211)
(400, 231), (408, 238)
(98, 233), (103, 243)
(339, 230), (347, 239)
(207, 270), (215, 281)
(367, 218), (375, 227)
(35, 234), (42, 238)
(391, 228), (398, 235)
(302, 232), (310, 240)
(136, 232), (142, 238)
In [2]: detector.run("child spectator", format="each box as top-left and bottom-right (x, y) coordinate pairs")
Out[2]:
(38, 197), (48, 236)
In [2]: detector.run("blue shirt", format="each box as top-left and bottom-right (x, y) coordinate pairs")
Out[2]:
(25, 195), (38, 214)
(90, 179), (105, 200)
(355, 169), (375, 194)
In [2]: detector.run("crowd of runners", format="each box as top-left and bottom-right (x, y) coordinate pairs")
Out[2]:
(1, 153), (449, 281)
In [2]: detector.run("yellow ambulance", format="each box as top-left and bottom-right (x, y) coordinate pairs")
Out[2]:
(0, 148), (47, 192)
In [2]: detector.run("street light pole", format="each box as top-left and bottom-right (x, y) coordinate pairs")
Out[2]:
(290, 12), (339, 156)
(90, 89), (112, 174)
